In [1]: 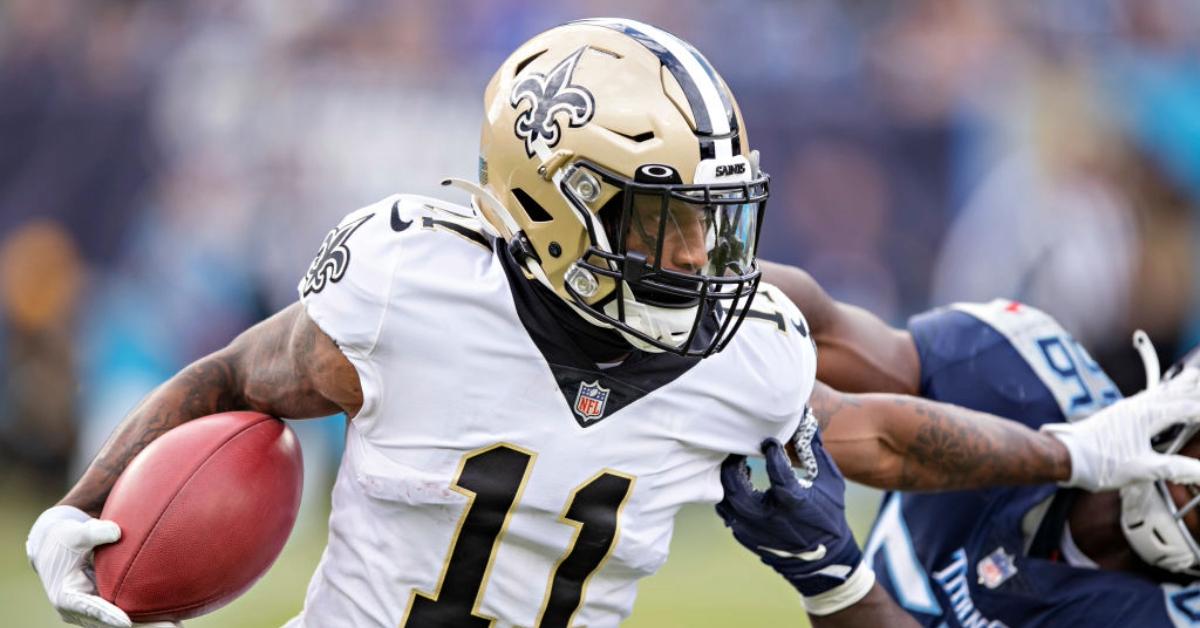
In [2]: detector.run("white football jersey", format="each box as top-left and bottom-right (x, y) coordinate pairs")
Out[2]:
(284, 194), (817, 627)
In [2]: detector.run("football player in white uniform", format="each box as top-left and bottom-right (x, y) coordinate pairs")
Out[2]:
(26, 19), (1200, 628)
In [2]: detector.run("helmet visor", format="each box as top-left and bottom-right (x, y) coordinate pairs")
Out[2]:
(623, 187), (760, 280)
(559, 159), (769, 356)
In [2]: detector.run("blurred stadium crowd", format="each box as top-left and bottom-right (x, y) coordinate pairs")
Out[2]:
(2, 0), (1200, 510)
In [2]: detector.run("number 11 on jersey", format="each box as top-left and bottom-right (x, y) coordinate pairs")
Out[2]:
(402, 444), (635, 628)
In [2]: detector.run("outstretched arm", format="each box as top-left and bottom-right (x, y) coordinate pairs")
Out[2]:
(765, 261), (1071, 489)
(760, 261), (919, 395)
(61, 302), (361, 516)
(812, 371), (1200, 492)
(809, 381), (1071, 491)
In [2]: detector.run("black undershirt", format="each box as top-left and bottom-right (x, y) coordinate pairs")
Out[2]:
(496, 244), (704, 427)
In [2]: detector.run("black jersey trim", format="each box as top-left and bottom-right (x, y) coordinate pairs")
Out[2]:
(421, 216), (490, 249)
(497, 245), (704, 428)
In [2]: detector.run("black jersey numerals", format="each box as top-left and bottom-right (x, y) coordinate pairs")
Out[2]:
(401, 444), (635, 628)
(404, 445), (533, 627)
(745, 289), (808, 336)
(537, 470), (635, 626)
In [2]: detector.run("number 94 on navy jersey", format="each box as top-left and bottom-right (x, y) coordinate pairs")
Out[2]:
(866, 300), (1200, 627)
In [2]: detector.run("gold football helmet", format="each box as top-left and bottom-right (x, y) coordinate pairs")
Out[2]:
(452, 18), (768, 356)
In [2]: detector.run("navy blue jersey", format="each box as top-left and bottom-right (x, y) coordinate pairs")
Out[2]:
(864, 300), (1200, 627)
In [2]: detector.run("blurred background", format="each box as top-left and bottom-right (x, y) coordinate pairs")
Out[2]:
(2, 0), (1199, 625)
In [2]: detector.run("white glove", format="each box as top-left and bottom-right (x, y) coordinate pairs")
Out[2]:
(1041, 367), (1200, 492)
(26, 505), (180, 628)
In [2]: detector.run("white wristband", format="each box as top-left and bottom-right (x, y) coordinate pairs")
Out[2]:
(1039, 423), (1095, 490)
(801, 562), (877, 616)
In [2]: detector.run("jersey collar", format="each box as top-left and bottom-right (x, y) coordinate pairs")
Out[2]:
(497, 244), (705, 427)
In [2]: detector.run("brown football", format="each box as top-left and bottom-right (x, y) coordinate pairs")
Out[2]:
(94, 411), (303, 622)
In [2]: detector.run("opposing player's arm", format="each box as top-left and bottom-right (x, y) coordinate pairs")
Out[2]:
(759, 261), (919, 395)
(809, 381), (1071, 490)
(60, 303), (360, 516)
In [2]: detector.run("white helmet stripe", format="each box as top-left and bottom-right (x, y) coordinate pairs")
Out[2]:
(576, 18), (736, 160)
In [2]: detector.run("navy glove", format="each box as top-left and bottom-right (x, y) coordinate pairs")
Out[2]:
(716, 418), (874, 615)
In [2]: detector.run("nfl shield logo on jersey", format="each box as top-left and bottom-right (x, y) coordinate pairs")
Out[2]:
(976, 547), (1018, 589)
(574, 381), (610, 422)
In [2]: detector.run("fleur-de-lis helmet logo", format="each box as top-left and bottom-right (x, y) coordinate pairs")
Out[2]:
(510, 47), (596, 157)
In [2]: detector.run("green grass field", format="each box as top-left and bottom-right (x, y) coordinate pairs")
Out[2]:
(3, 477), (879, 627)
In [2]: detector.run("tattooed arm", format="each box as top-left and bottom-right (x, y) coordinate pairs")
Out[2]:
(760, 261), (920, 395)
(762, 260), (1063, 487)
(809, 381), (1071, 491)
(60, 303), (361, 516)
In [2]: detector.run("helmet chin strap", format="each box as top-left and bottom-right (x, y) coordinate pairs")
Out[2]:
(603, 283), (698, 354)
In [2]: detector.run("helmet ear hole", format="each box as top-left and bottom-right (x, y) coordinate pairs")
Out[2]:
(512, 188), (554, 223)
